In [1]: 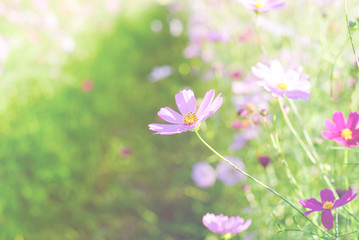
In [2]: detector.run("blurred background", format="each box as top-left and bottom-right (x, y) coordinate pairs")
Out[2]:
(0, 0), (358, 239)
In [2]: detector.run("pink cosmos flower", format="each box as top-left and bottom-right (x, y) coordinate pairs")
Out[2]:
(252, 60), (310, 100)
(321, 111), (359, 147)
(237, 0), (286, 13)
(202, 213), (252, 234)
(149, 89), (222, 135)
(299, 189), (356, 230)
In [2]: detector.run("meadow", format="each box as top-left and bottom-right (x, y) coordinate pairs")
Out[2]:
(1, 0), (359, 239)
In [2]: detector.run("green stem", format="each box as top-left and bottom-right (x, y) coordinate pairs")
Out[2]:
(344, 0), (359, 111)
(194, 129), (329, 235)
(262, 116), (301, 196)
(278, 100), (317, 164)
(288, 99), (320, 161)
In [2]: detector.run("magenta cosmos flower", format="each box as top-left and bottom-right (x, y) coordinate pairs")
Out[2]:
(252, 60), (310, 100)
(191, 161), (216, 188)
(238, 0), (286, 13)
(321, 111), (359, 147)
(202, 213), (251, 234)
(299, 189), (356, 230)
(149, 89), (223, 135)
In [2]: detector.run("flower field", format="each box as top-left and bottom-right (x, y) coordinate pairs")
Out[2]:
(1, 0), (359, 239)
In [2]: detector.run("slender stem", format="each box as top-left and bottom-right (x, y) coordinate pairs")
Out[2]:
(288, 99), (320, 160)
(194, 129), (329, 235)
(278, 100), (317, 164)
(335, 208), (339, 238)
(263, 116), (302, 196)
(344, 0), (359, 111)
(344, 148), (349, 190)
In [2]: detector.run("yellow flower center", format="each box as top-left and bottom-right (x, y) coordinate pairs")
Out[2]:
(254, 0), (263, 8)
(278, 83), (287, 90)
(323, 201), (334, 210)
(183, 112), (198, 125)
(341, 128), (352, 140)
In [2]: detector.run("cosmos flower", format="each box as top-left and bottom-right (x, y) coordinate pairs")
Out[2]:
(216, 157), (246, 185)
(252, 60), (310, 100)
(202, 213), (252, 234)
(149, 89), (223, 135)
(237, 0), (286, 13)
(299, 188), (356, 230)
(321, 111), (359, 147)
(191, 161), (216, 188)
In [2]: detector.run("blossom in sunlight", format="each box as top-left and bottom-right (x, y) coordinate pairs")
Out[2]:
(216, 157), (246, 186)
(191, 161), (216, 188)
(237, 0), (286, 13)
(149, 89), (223, 135)
(299, 188), (356, 230)
(202, 213), (251, 234)
(321, 111), (359, 147)
(252, 60), (310, 100)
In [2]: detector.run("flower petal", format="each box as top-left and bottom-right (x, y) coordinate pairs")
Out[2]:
(148, 123), (193, 135)
(299, 198), (323, 211)
(346, 112), (359, 129)
(333, 111), (346, 130)
(320, 189), (335, 203)
(321, 210), (334, 230)
(157, 107), (183, 123)
(198, 93), (223, 122)
(324, 119), (337, 132)
(175, 89), (197, 115)
(333, 189), (357, 209)
(284, 90), (310, 100)
(196, 89), (215, 119)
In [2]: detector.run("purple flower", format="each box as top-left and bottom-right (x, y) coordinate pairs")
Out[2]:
(321, 111), (359, 147)
(237, 0), (286, 13)
(191, 161), (216, 188)
(299, 189), (356, 230)
(202, 213), (252, 234)
(216, 157), (246, 185)
(149, 89), (223, 135)
(252, 60), (311, 100)
(258, 155), (271, 168)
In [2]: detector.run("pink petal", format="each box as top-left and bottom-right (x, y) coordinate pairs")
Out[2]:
(148, 123), (193, 135)
(320, 189), (335, 203)
(346, 112), (359, 129)
(324, 119), (337, 132)
(333, 111), (346, 130)
(321, 130), (340, 140)
(333, 189), (357, 209)
(157, 107), (183, 123)
(196, 89), (215, 119)
(175, 89), (197, 115)
(299, 198), (322, 211)
(321, 210), (334, 230)
(199, 93), (223, 122)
